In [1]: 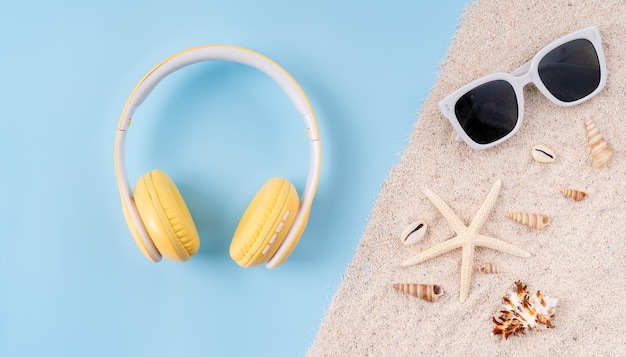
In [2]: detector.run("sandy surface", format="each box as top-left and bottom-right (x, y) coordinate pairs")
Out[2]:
(308, 0), (626, 355)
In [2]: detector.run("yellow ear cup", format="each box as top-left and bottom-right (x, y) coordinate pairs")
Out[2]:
(122, 199), (159, 262)
(134, 169), (200, 262)
(230, 177), (299, 267)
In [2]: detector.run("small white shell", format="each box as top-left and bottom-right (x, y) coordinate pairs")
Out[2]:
(400, 221), (427, 245)
(531, 144), (555, 163)
(478, 262), (503, 274)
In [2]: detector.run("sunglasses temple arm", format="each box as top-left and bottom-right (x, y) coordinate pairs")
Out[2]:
(510, 60), (532, 77)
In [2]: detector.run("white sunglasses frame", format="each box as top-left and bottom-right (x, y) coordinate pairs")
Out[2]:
(439, 26), (607, 150)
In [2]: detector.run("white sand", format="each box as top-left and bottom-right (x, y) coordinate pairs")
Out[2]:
(308, 0), (626, 355)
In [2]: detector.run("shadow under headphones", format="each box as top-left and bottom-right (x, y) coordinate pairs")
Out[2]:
(114, 45), (322, 269)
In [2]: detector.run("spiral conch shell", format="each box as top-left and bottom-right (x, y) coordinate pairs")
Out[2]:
(505, 212), (550, 230)
(492, 281), (558, 339)
(478, 262), (502, 274)
(559, 187), (587, 202)
(585, 118), (613, 168)
(392, 283), (444, 302)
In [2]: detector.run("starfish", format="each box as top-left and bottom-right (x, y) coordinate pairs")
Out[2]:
(402, 179), (531, 303)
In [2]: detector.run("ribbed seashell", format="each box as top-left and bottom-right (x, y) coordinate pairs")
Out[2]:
(400, 221), (428, 245)
(478, 262), (502, 274)
(492, 280), (558, 339)
(530, 144), (555, 163)
(559, 187), (587, 202)
(505, 212), (550, 230)
(585, 118), (613, 168)
(392, 283), (444, 302)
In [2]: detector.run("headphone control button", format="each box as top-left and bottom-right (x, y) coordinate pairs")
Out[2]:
(262, 245), (271, 255)
(270, 234), (278, 244)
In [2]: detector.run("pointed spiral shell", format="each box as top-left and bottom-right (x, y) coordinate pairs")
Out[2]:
(505, 212), (550, 230)
(392, 283), (444, 302)
(585, 118), (613, 168)
(478, 262), (502, 274)
(559, 187), (587, 202)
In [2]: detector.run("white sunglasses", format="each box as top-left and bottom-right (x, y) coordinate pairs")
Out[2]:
(439, 26), (607, 150)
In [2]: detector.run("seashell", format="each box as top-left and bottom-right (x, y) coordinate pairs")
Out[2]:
(584, 118), (613, 168)
(392, 283), (444, 302)
(530, 144), (555, 163)
(492, 280), (558, 339)
(400, 221), (428, 245)
(559, 187), (587, 202)
(478, 262), (502, 274)
(505, 212), (550, 230)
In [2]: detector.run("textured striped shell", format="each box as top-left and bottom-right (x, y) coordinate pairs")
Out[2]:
(559, 187), (587, 202)
(585, 118), (613, 168)
(392, 283), (444, 302)
(505, 212), (550, 230)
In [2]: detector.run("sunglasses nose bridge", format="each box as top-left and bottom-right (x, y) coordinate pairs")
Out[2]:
(510, 59), (535, 88)
(512, 71), (534, 89)
(510, 60), (532, 76)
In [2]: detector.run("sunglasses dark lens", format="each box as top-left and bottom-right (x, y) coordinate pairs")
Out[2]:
(454, 80), (518, 145)
(538, 39), (601, 102)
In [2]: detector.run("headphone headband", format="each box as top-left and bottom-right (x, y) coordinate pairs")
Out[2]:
(115, 45), (321, 268)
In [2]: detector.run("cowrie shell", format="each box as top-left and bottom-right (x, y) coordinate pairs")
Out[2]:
(531, 144), (555, 163)
(400, 221), (427, 245)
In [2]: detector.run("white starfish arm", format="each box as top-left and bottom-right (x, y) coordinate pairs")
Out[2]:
(401, 236), (463, 267)
(405, 179), (530, 303)
(475, 234), (531, 258)
(468, 179), (502, 235)
(421, 186), (466, 234)
(459, 244), (475, 303)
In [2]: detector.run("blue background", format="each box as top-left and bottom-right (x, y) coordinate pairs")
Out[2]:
(0, 1), (468, 356)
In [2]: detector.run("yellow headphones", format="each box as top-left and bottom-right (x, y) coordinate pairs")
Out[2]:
(114, 45), (322, 269)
